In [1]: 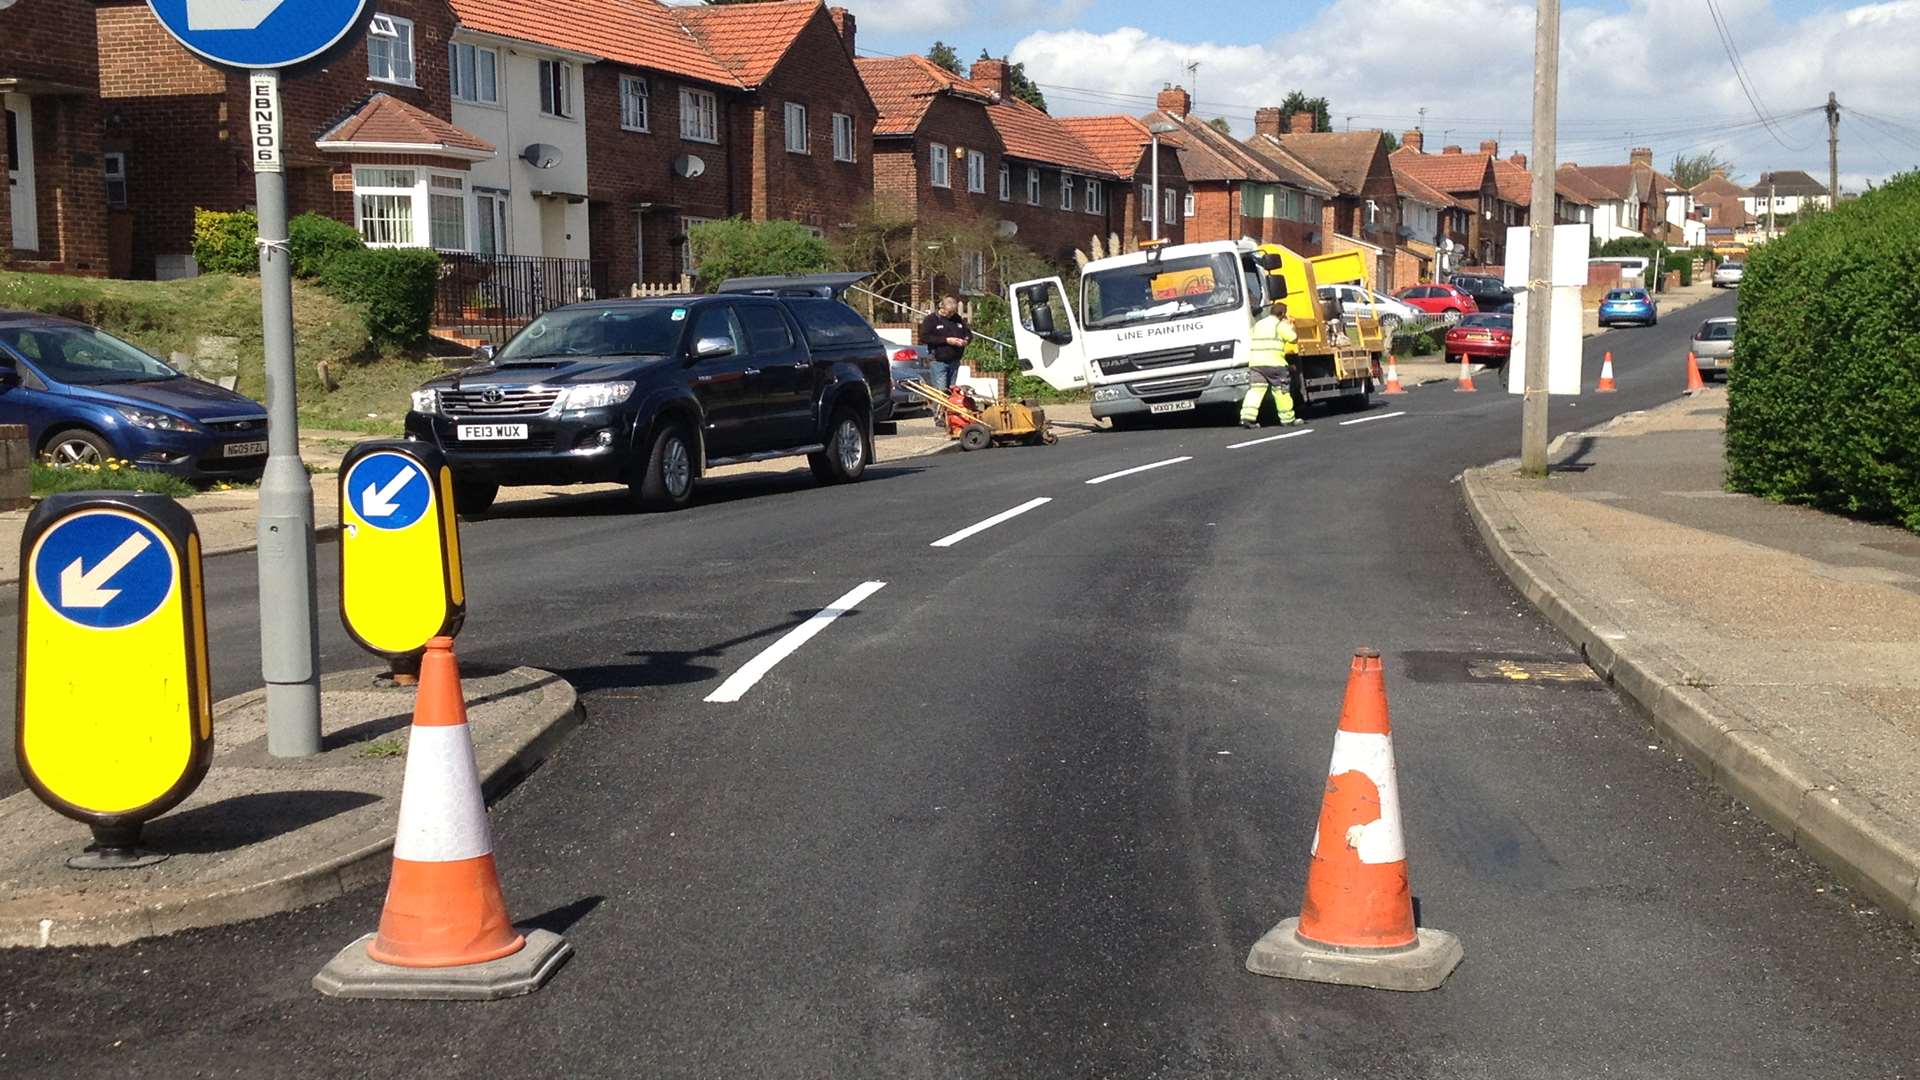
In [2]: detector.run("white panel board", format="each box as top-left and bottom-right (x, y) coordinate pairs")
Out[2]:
(1506, 287), (1585, 396)
(1503, 224), (1593, 288)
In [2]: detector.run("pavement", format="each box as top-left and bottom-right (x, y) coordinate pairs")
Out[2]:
(1464, 384), (1920, 931)
(0, 663), (580, 948)
(5, 293), (1920, 1076)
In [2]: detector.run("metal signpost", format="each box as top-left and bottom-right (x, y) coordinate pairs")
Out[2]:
(16, 494), (212, 868)
(145, 0), (371, 756)
(338, 440), (466, 659)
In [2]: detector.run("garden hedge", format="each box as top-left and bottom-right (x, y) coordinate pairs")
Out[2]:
(1724, 172), (1920, 530)
(319, 247), (441, 347)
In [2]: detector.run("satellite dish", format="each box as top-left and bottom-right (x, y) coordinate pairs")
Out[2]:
(994, 220), (1018, 239)
(672, 154), (707, 180)
(521, 143), (562, 169)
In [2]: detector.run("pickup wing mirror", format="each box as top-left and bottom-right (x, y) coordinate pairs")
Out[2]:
(693, 337), (735, 360)
(472, 343), (498, 364)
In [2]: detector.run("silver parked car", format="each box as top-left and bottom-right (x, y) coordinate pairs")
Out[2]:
(1691, 317), (1737, 378)
(883, 342), (935, 420)
(1711, 261), (1744, 288)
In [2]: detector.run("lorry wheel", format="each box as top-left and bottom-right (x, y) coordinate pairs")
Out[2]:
(959, 423), (993, 451)
(451, 478), (499, 516)
(809, 405), (869, 483)
(633, 421), (696, 511)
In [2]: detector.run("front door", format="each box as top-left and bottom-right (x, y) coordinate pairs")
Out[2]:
(685, 304), (754, 459)
(732, 300), (812, 448)
(6, 95), (38, 252)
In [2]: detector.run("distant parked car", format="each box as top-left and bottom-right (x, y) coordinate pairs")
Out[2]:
(1443, 313), (1514, 368)
(1393, 283), (1479, 321)
(1691, 317), (1737, 378)
(1711, 261), (1745, 288)
(1448, 273), (1515, 313)
(1315, 283), (1422, 333)
(1598, 288), (1658, 328)
(0, 311), (270, 482)
(883, 342), (934, 420)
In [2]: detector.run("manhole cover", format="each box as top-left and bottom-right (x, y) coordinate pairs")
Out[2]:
(1464, 658), (1599, 683)
(1400, 651), (1603, 688)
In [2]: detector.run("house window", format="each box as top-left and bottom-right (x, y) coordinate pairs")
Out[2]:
(833, 113), (855, 162)
(1086, 179), (1104, 214)
(367, 15), (415, 85)
(449, 41), (497, 104)
(103, 152), (127, 209)
(967, 151), (986, 193)
(680, 215), (713, 275)
(474, 189), (507, 255)
(680, 88), (719, 143)
(959, 250), (986, 295)
(539, 59), (573, 119)
(1163, 186), (1176, 224)
(999, 164), (1011, 201)
(1140, 183), (1154, 221)
(784, 102), (808, 154)
(429, 174), (466, 250)
(354, 167), (420, 246)
(1059, 174), (1072, 211)
(1026, 167), (1040, 205)
(620, 76), (649, 132)
(929, 142), (950, 188)
(1183, 190), (1195, 218)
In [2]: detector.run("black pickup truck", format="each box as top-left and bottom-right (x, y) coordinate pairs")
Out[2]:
(405, 290), (890, 513)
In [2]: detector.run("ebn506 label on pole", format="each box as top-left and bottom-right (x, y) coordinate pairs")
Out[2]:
(249, 72), (281, 172)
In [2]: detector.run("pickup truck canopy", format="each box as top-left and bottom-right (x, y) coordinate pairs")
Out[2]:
(716, 272), (873, 299)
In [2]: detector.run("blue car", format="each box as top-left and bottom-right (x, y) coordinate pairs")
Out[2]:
(0, 312), (270, 482)
(1598, 288), (1659, 328)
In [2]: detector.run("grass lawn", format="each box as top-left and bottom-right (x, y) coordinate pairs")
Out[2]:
(30, 461), (197, 499)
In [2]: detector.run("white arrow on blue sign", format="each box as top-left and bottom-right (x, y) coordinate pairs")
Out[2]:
(33, 513), (175, 630)
(345, 451), (432, 531)
(146, 0), (370, 69)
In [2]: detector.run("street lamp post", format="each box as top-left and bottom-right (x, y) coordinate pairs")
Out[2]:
(1148, 121), (1180, 243)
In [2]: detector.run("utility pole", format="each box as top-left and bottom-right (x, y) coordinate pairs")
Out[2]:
(1826, 91), (1841, 209)
(1520, 0), (1560, 479)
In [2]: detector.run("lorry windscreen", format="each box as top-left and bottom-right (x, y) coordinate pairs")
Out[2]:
(1083, 253), (1243, 330)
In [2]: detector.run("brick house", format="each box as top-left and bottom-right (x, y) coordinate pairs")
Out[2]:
(1390, 135), (1502, 268)
(1249, 113), (1403, 286)
(1055, 111), (1187, 253)
(3, 0), (108, 275)
(1690, 168), (1757, 244)
(1390, 160), (1452, 284)
(1139, 87), (1331, 253)
(97, 0), (496, 279)
(982, 85), (1132, 267)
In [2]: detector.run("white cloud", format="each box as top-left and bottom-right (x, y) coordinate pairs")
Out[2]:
(846, 0), (1087, 35)
(1008, 0), (1920, 189)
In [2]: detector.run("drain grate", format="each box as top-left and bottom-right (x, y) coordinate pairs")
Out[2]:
(1400, 650), (1603, 688)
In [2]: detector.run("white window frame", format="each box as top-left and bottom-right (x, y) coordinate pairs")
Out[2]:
(1085, 179), (1103, 215)
(680, 215), (714, 276)
(1183, 190), (1196, 218)
(832, 113), (855, 163)
(1026, 167), (1040, 205)
(473, 188), (508, 255)
(1140, 183), (1154, 221)
(428, 173), (467, 252)
(680, 88), (719, 144)
(1163, 186), (1177, 225)
(1059, 174), (1073, 211)
(959, 250), (986, 295)
(449, 41), (498, 105)
(103, 152), (127, 209)
(999, 164), (1011, 201)
(929, 142), (950, 189)
(620, 75), (650, 133)
(966, 150), (986, 194)
(784, 102), (809, 155)
(367, 14), (416, 86)
(539, 58), (574, 120)
(353, 166), (472, 251)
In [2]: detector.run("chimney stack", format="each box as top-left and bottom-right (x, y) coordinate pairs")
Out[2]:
(969, 57), (1011, 103)
(1479, 139), (1499, 156)
(1155, 85), (1191, 119)
(828, 7), (855, 58)
(1442, 145), (1463, 155)
(1708, 166), (1727, 180)
(1401, 129), (1423, 153)
(1254, 107), (1283, 140)
(1630, 146), (1653, 167)
(1290, 112), (1315, 135)
(1509, 151), (1527, 168)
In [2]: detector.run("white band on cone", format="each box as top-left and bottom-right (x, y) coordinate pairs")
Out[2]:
(1308, 730), (1407, 865)
(393, 724), (493, 863)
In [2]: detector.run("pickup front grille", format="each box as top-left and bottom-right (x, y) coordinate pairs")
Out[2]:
(440, 386), (562, 418)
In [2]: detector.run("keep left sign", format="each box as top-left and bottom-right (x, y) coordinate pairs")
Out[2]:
(339, 441), (465, 658)
(17, 494), (212, 826)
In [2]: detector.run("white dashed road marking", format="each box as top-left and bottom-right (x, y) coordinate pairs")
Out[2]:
(705, 581), (887, 703)
(1338, 411), (1407, 427)
(1228, 428), (1315, 449)
(1085, 456), (1193, 485)
(930, 497), (1053, 548)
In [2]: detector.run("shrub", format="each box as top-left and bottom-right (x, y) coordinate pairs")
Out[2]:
(319, 247), (441, 346)
(1724, 171), (1920, 530)
(289, 212), (364, 279)
(192, 209), (259, 275)
(1390, 318), (1447, 357)
(688, 218), (830, 292)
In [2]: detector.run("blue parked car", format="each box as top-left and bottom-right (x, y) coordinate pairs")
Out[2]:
(1597, 288), (1659, 328)
(0, 312), (270, 482)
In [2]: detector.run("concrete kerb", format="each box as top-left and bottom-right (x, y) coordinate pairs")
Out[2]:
(1460, 465), (1920, 932)
(0, 667), (583, 949)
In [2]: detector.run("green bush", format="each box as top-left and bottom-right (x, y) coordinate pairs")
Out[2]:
(319, 247), (441, 346)
(289, 212), (364, 279)
(689, 218), (830, 292)
(1390, 318), (1447, 357)
(1724, 171), (1920, 531)
(192, 209), (258, 275)
(1661, 250), (1694, 286)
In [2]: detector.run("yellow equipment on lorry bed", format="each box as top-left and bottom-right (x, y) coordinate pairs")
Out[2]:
(1259, 243), (1386, 407)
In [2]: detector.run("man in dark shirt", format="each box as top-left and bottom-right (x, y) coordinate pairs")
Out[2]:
(919, 295), (972, 391)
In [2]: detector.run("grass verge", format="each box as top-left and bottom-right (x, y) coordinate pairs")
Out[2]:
(31, 461), (197, 499)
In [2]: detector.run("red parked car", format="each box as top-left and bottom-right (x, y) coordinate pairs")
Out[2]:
(1393, 282), (1480, 319)
(1444, 313), (1513, 367)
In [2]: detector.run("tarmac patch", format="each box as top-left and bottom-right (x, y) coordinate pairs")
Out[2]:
(1400, 651), (1603, 688)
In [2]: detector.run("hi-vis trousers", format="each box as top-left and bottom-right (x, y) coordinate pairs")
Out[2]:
(1240, 365), (1297, 424)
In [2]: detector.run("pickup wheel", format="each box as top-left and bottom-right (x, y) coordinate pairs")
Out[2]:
(451, 477), (499, 516)
(633, 420), (696, 511)
(809, 405), (869, 484)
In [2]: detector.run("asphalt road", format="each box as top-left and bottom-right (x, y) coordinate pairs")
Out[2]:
(6, 292), (1920, 1078)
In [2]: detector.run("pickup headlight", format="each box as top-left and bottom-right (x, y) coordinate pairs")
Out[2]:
(410, 389), (439, 414)
(115, 405), (199, 433)
(1092, 386), (1125, 402)
(555, 382), (636, 411)
(1220, 368), (1251, 386)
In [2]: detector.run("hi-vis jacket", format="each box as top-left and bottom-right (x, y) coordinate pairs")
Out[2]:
(1250, 314), (1299, 368)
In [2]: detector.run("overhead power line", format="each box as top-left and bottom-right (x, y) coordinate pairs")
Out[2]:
(1703, 0), (1805, 150)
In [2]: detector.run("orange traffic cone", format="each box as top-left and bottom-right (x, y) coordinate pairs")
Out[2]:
(1596, 351), (1617, 393)
(1381, 358), (1406, 395)
(1685, 351), (1706, 393)
(314, 638), (572, 999)
(1246, 649), (1463, 992)
(1453, 353), (1476, 393)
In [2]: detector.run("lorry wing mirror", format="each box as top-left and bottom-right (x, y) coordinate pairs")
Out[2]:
(1251, 251), (1282, 272)
(1020, 285), (1070, 343)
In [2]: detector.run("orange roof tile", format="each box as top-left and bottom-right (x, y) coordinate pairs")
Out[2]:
(986, 98), (1117, 177)
(1056, 115), (1152, 176)
(1391, 159), (1453, 208)
(671, 0), (819, 86)
(1389, 147), (1494, 195)
(448, 0), (823, 90)
(317, 93), (495, 157)
(855, 55), (993, 136)
(1491, 159), (1532, 205)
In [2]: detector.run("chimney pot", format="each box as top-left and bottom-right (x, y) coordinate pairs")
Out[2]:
(1480, 139), (1499, 156)
(1254, 107), (1283, 140)
(1442, 145), (1463, 155)
(969, 58), (1011, 103)
(1630, 146), (1653, 166)
(1401, 129), (1424, 153)
(1509, 151), (1527, 168)
(828, 7), (855, 58)
(1155, 85), (1191, 119)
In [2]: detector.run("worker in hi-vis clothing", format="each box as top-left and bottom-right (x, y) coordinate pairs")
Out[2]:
(1241, 299), (1304, 429)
